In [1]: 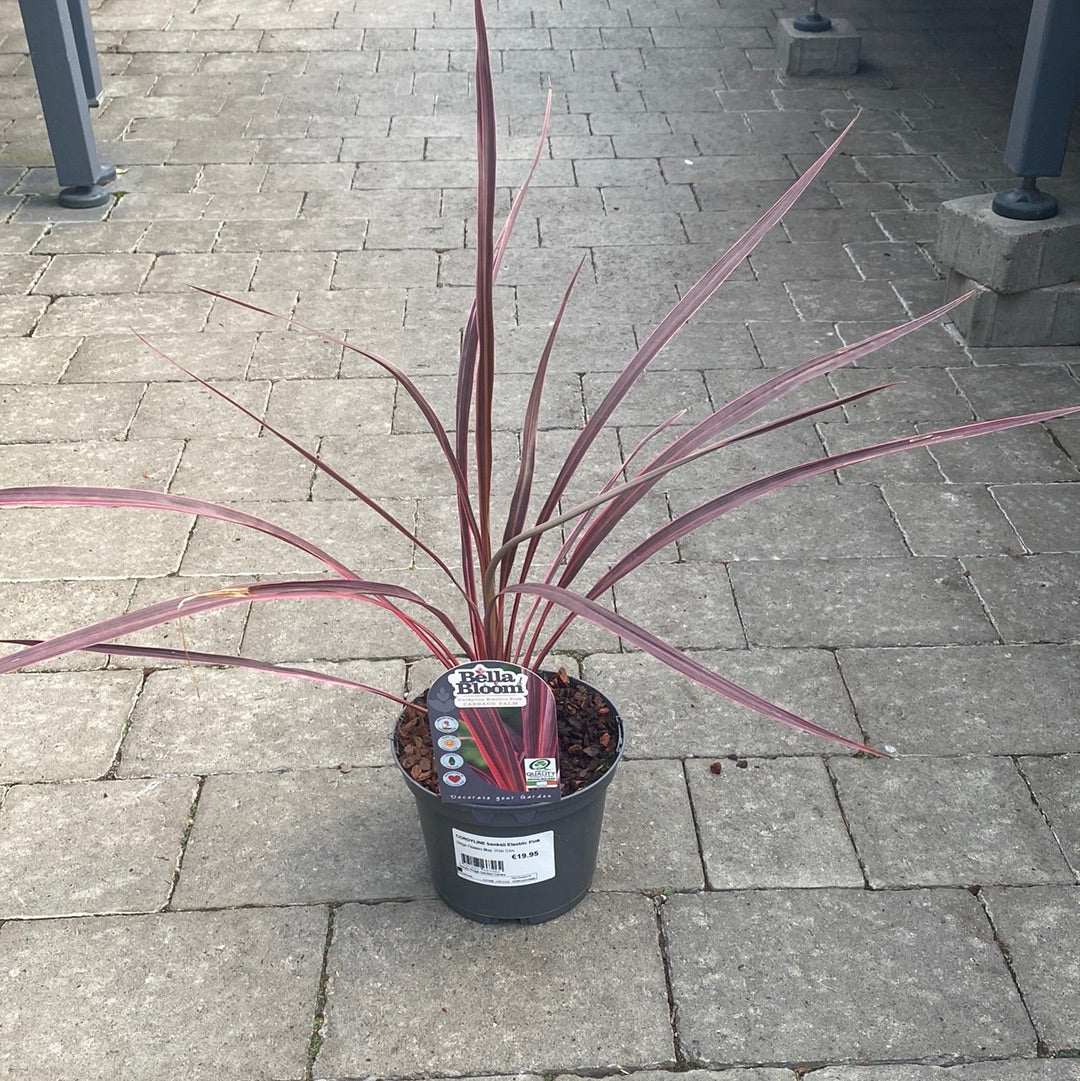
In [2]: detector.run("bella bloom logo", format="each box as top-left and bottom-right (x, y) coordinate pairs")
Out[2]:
(447, 663), (530, 707)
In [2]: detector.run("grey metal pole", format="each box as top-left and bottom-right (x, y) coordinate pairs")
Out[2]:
(17, 0), (114, 208)
(992, 0), (1080, 220)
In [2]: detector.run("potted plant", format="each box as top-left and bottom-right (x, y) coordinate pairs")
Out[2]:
(1, 0), (1077, 923)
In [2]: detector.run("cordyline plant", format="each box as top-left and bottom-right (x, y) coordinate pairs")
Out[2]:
(2, 0), (1078, 766)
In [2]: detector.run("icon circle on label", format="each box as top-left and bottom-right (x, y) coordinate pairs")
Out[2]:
(436, 734), (461, 752)
(440, 752), (464, 769)
(434, 716), (458, 733)
(444, 771), (467, 787)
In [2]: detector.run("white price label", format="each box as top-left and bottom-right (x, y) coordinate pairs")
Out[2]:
(452, 828), (555, 887)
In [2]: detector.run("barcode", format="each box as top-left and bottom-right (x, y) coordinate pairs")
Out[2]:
(461, 854), (504, 872)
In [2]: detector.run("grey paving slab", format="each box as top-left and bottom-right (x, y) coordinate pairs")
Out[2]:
(0, 506), (191, 580)
(0, 382), (144, 443)
(318, 895), (674, 1077)
(663, 888), (1035, 1066)
(612, 562), (745, 651)
(815, 1064), (1080, 1081)
(582, 648), (864, 758)
(993, 483), (1080, 554)
(965, 554), (1080, 643)
(63, 330), (256, 382)
(730, 557), (996, 648)
(129, 379), (271, 439)
(837, 645), (1080, 755)
(180, 497), (416, 576)
(832, 756), (1074, 888)
(0, 776), (196, 918)
(687, 757), (863, 889)
(0, 906), (327, 1081)
(118, 662), (404, 777)
(593, 758), (704, 892)
(882, 482), (1024, 556)
(671, 482), (908, 562)
(985, 886), (1080, 1053)
(170, 435), (316, 500)
(173, 766), (430, 908)
(1020, 755), (1080, 873)
(111, 572), (250, 663)
(929, 425), (1080, 484)
(0, 335), (78, 383)
(0, 671), (139, 783)
(0, 576), (135, 672)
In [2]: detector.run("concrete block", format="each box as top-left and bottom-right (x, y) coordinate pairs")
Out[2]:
(582, 648), (863, 759)
(664, 889), (1034, 1063)
(318, 896), (674, 1076)
(0, 777), (197, 918)
(728, 556), (997, 648)
(172, 767), (430, 908)
(838, 644), (1080, 754)
(985, 886), (1080, 1052)
(937, 194), (1080, 295)
(831, 756), (1073, 887)
(946, 269), (1080, 347)
(0, 908), (327, 1081)
(963, 553), (1080, 643)
(594, 759), (704, 891)
(1021, 755), (1080, 871)
(686, 757), (863, 889)
(776, 17), (860, 77)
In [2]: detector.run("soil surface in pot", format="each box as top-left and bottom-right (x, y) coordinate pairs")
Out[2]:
(396, 667), (620, 797)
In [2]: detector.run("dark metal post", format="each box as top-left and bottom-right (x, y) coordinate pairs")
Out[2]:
(992, 0), (1080, 220)
(793, 0), (832, 33)
(17, 0), (115, 208)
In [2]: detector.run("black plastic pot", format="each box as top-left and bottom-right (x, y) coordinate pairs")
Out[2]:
(395, 676), (624, 924)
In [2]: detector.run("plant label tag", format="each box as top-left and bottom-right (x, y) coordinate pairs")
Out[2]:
(427, 661), (560, 807)
(452, 828), (555, 886)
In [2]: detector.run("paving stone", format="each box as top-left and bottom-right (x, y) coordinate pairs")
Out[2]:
(582, 648), (863, 758)
(318, 894), (674, 1077)
(118, 661), (405, 777)
(180, 497), (416, 576)
(672, 482), (908, 562)
(129, 379), (270, 439)
(731, 556), (996, 648)
(882, 482), (1024, 556)
(929, 425), (1080, 484)
(170, 435), (316, 500)
(0, 335), (78, 383)
(832, 756), (1073, 888)
(0, 906), (327, 1081)
(313, 430), (518, 501)
(816, 1064), (1080, 1081)
(0, 507), (191, 580)
(0, 671), (139, 782)
(33, 294), (214, 337)
(593, 758), (703, 892)
(950, 365), (1080, 421)
(0, 437), (181, 488)
(612, 562), (745, 651)
(991, 483), (1080, 554)
(173, 766), (430, 908)
(687, 757), (863, 888)
(964, 554), (1080, 643)
(984, 886), (1080, 1053)
(65, 330), (255, 382)
(831, 367), (974, 424)
(1020, 754), (1080, 872)
(838, 644), (1080, 755)
(0, 382), (144, 443)
(0, 776), (196, 918)
(663, 888), (1035, 1065)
